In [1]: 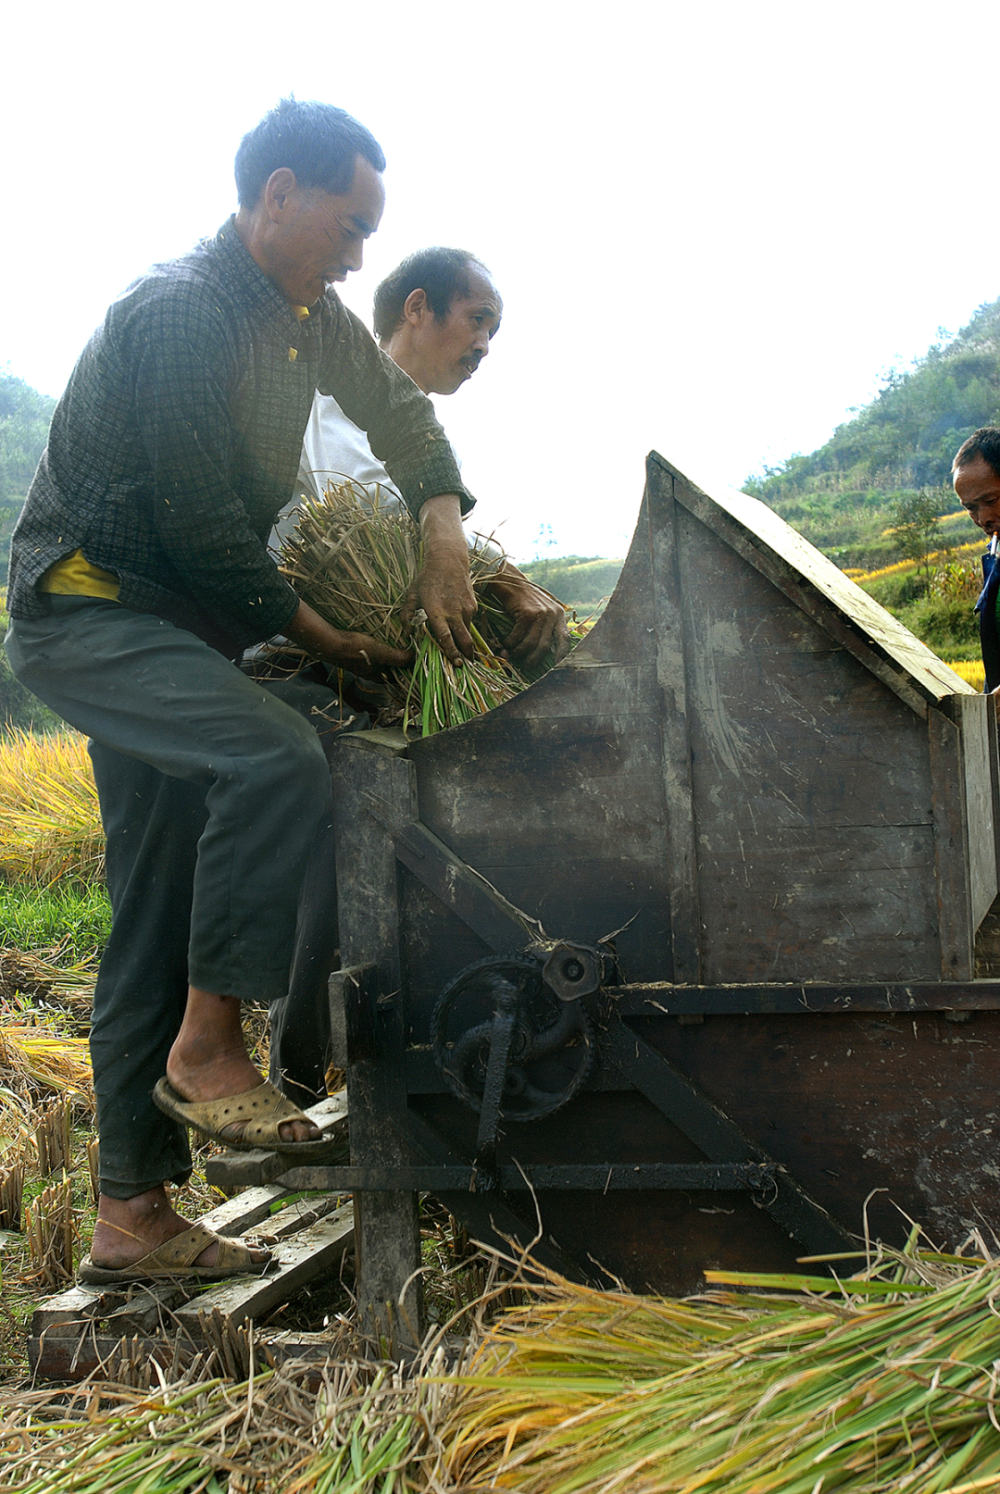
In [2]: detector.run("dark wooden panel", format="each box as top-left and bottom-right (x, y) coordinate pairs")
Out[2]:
(929, 708), (974, 978)
(411, 698), (674, 982)
(646, 461), (701, 983)
(633, 1011), (1000, 1249)
(693, 826), (940, 982)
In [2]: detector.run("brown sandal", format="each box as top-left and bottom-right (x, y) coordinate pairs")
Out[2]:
(78, 1222), (272, 1284)
(152, 1077), (336, 1157)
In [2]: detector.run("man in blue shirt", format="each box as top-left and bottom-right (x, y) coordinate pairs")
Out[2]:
(953, 428), (1000, 692)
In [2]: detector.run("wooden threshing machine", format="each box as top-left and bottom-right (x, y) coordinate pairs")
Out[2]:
(299, 451), (1000, 1337)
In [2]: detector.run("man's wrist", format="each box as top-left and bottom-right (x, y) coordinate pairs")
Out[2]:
(419, 493), (469, 561)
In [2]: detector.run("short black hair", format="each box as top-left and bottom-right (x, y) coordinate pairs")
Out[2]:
(953, 428), (1000, 479)
(372, 247), (492, 341)
(234, 98), (386, 209)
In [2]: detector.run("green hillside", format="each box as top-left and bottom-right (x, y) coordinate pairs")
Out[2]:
(517, 555), (623, 617)
(740, 298), (1000, 663)
(745, 298), (1000, 572)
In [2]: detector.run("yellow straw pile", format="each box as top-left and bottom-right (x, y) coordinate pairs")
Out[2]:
(0, 729), (102, 885)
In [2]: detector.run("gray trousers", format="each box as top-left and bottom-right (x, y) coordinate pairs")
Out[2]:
(5, 598), (332, 1197)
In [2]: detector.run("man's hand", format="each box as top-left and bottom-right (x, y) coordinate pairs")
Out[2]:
(486, 563), (572, 670)
(285, 599), (413, 673)
(404, 494), (476, 664)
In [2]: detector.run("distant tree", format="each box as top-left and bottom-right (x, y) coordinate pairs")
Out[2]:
(890, 491), (944, 574)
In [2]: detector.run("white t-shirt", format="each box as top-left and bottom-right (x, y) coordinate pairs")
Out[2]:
(271, 394), (404, 551)
(298, 394), (405, 505)
(273, 391), (495, 565)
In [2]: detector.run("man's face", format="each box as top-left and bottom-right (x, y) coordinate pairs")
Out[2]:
(270, 155), (385, 307)
(955, 454), (1000, 540)
(413, 268), (503, 396)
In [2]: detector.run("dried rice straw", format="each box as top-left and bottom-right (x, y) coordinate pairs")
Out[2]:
(279, 479), (529, 735)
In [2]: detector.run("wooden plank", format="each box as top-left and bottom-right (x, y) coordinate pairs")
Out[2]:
(254, 1192), (343, 1242)
(30, 1284), (188, 1339)
(952, 692), (997, 929)
(989, 694), (1000, 886)
(276, 1162), (785, 1190)
(172, 1205), (354, 1330)
(204, 1095), (348, 1191)
(29, 1185), (297, 1339)
(929, 706), (975, 978)
(31, 1284), (113, 1335)
(30, 1333), (196, 1381)
(611, 979), (1000, 1015)
(646, 461), (701, 983)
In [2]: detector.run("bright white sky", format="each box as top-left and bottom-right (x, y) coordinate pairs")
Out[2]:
(3, 0), (998, 563)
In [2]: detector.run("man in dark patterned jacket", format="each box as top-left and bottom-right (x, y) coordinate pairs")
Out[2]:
(5, 100), (480, 1283)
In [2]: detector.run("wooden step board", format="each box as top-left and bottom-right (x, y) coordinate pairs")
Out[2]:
(205, 1091), (349, 1190)
(31, 1095), (354, 1383)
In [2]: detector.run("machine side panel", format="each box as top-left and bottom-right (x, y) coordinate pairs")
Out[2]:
(675, 506), (940, 982)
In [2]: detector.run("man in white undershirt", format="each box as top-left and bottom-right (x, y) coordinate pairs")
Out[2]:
(279, 246), (569, 666)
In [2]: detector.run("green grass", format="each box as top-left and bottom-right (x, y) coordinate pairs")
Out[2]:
(0, 881), (111, 959)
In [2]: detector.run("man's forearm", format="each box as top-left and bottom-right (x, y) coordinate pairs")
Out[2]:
(283, 598), (411, 673)
(418, 493), (468, 555)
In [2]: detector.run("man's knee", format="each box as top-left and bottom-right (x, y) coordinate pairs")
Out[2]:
(237, 703), (332, 809)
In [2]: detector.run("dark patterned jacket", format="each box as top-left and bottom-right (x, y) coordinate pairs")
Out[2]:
(8, 219), (473, 654)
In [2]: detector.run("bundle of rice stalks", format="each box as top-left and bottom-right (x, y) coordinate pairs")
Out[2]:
(0, 729), (103, 885)
(0, 1158), (24, 1229)
(0, 1358), (464, 1494)
(279, 480), (531, 735)
(445, 1246), (1000, 1494)
(0, 1010), (93, 1111)
(34, 1096), (71, 1174)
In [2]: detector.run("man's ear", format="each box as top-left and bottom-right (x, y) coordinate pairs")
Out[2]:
(262, 168), (299, 223)
(403, 287), (430, 326)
